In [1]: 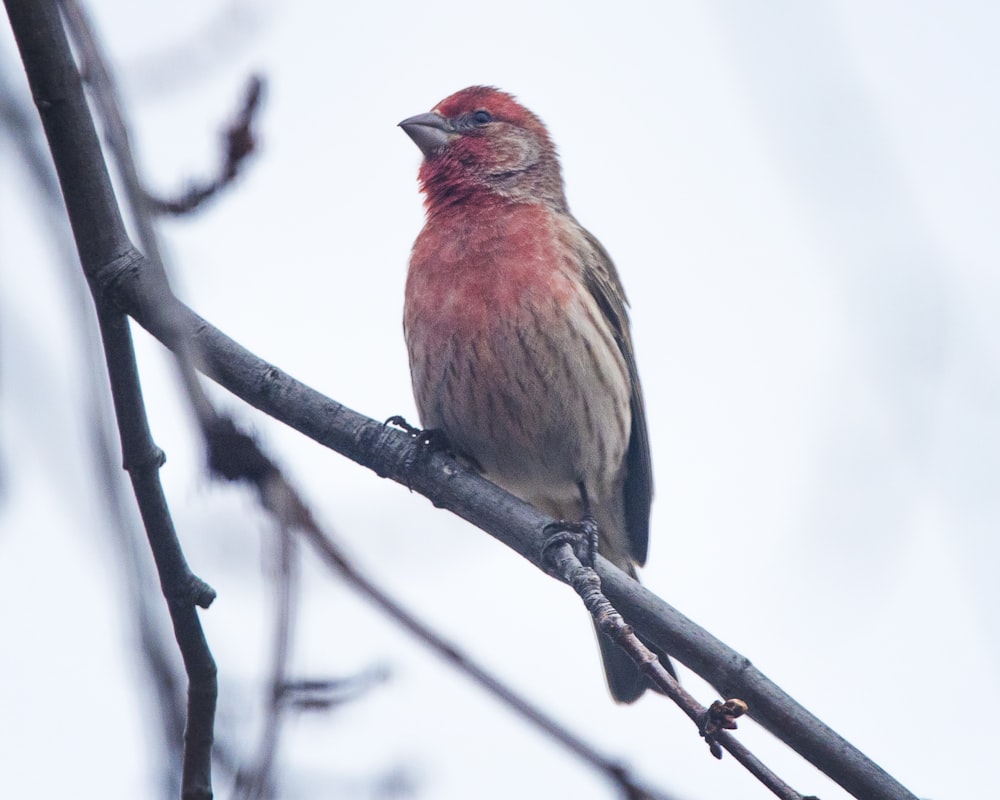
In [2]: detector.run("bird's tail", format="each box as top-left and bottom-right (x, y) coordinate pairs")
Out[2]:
(593, 559), (675, 703)
(596, 622), (675, 703)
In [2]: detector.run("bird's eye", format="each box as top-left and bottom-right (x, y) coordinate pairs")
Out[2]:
(471, 110), (493, 126)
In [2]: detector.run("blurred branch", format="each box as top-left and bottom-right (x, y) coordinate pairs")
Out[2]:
(280, 671), (390, 711)
(61, 1), (275, 794)
(125, 0), (266, 100)
(1, 60), (188, 799)
(232, 511), (296, 800)
(147, 75), (263, 216)
(0, 65), (61, 197)
(62, 0), (263, 220)
(58, 0), (156, 260)
(5, 3), (218, 799)
(63, 7), (357, 796)
(3, 1), (920, 799)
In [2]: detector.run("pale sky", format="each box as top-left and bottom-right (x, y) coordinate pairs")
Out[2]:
(2, 2), (998, 798)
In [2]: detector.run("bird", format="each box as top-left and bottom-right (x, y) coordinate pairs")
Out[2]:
(399, 86), (662, 702)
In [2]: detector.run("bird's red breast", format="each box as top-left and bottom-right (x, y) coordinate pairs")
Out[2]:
(405, 198), (577, 349)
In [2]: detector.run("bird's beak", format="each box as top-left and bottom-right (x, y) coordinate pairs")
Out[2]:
(399, 112), (453, 158)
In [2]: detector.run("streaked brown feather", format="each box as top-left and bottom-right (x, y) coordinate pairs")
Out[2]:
(576, 228), (653, 565)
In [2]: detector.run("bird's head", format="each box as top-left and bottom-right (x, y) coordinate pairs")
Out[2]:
(400, 86), (567, 210)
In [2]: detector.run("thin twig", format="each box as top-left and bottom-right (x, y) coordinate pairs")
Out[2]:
(97, 271), (219, 800)
(62, 0), (263, 220)
(545, 541), (807, 800)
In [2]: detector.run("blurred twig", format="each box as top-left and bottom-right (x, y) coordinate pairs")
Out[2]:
(231, 517), (294, 800)
(60, 0), (256, 434)
(60, 2), (282, 796)
(126, 0), (267, 100)
(544, 539), (805, 800)
(148, 76), (263, 216)
(62, 0), (263, 221)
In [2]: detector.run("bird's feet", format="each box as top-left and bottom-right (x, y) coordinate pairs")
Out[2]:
(384, 415), (452, 454)
(540, 515), (600, 573)
(384, 416), (455, 492)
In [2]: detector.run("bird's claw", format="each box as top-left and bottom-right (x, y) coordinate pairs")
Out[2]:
(385, 415), (420, 436)
(385, 416), (455, 492)
(540, 515), (600, 572)
(385, 416), (452, 453)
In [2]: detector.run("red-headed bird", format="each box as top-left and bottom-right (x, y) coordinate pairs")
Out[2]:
(400, 87), (660, 702)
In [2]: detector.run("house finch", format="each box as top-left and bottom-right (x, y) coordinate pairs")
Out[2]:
(400, 86), (661, 702)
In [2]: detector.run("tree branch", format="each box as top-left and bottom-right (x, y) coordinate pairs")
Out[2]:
(4, 3), (217, 798)
(1, 60), (189, 799)
(94, 207), (918, 800)
(204, 417), (680, 799)
(544, 539), (806, 800)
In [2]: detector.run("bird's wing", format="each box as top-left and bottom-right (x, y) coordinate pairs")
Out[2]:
(578, 227), (654, 565)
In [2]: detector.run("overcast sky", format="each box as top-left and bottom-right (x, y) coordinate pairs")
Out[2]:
(2, 2), (998, 798)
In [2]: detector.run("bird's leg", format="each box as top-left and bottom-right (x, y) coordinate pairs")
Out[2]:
(540, 483), (599, 570)
(541, 516), (599, 571)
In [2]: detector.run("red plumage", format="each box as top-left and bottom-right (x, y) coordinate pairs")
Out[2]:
(401, 87), (661, 702)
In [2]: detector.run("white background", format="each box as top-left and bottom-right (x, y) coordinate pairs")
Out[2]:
(2, 1), (998, 798)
